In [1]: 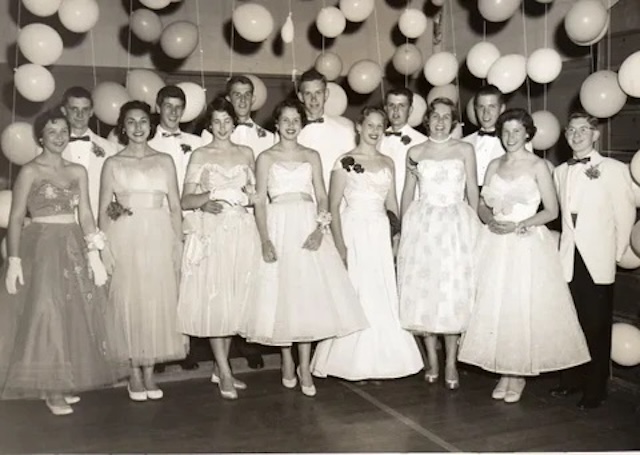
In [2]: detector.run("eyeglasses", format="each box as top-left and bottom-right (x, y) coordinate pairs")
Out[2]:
(565, 126), (595, 136)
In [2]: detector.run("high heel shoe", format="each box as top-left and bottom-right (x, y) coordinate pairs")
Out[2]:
(211, 372), (247, 390)
(64, 395), (81, 405)
(217, 380), (238, 400)
(45, 399), (73, 416)
(145, 388), (164, 400)
(424, 370), (439, 384)
(504, 378), (526, 403)
(296, 367), (317, 397)
(492, 376), (509, 400)
(444, 366), (459, 390)
(281, 370), (298, 389)
(127, 384), (148, 402)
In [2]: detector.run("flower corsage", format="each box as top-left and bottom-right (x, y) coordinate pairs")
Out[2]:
(341, 156), (365, 173)
(180, 143), (192, 154)
(316, 210), (332, 234)
(585, 164), (601, 180)
(106, 201), (133, 221)
(91, 142), (106, 158)
(401, 135), (412, 145)
(85, 229), (107, 251)
(256, 126), (267, 138)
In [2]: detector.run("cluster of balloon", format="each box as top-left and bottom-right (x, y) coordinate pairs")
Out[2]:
(531, 110), (561, 150)
(317, 6), (347, 38)
(232, 3), (274, 42)
(487, 54), (527, 94)
(611, 323), (640, 367)
(245, 75), (267, 111)
(1, 122), (39, 166)
(467, 42), (501, 79)
(398, 8), (427, 39)
(478, 0), (522, 22)
(407, 94), (427, 128)
(0, 190), (11, 230)
(324, 82), (348, 117)
(579, 70), (627, 119)
(618, 51), (640, 98)
(92, 82), (131, 126)
(347, 60), (383, 95)
(126, 69), (165, 110)
(392, 44), (423, 76)
(315, 52), (343, 81)
(423, 52), (458, 87)
(564, 0), (609, 46)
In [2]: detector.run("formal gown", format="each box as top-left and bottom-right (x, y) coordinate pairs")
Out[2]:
(458, 174), (591, 375)
(106, 159), (187, 366)
(397, 159), (480, 334)
(0, 180), (126, 399)
(242, 161), (368, 346)
(312, 167), (424, 380)
(178, 163), (260, 337)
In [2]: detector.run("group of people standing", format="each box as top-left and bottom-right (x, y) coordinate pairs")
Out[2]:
(0, 68), (635, 417)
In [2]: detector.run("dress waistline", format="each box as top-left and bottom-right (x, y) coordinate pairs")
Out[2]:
(116, 191), (165, 209)
(31, 214), (76, 224)
(270, 192), (313, 204)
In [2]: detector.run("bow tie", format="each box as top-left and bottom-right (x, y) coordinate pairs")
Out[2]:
(236, 122), (254, 128)
(384, 131), (402, 137)
(477, 130), (496, 137)
(307, 117), (325, 124)
(162, 131), (181, 138)
(69, 135), (91, 142)
(567, 156), (590, 166)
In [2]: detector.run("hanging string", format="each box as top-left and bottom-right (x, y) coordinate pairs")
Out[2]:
(521, 0), (532, 113)
(447, 0), (462, 120)
(373, 1), (385, 101)
(228, 0), (236, 79)
(543, 3), (548, 111)
(8, 0), (23, 186)
(482, 19), (486, 42)
(321, 0), (326, 56)
(606, 7), (612, 156)
(89, 28), (100, 135)
(403, 0), (411, 87)
(194, 0), (206, 91)
(126, 0), (133, 76)
(288, 0), (297, 89)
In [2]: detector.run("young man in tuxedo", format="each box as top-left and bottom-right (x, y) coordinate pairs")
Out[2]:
(550, 111), (635, 409)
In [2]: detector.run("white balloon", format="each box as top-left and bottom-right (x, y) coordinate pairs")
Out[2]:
(487, 54), (527, 94)
(564, 0), (608, 45)
(466, 41), (501, 79)
(398, 8), (427, 39)
(618, 246), (640, 269)
(315, 52), (343, 81)
(427, 84), (458, 105)
(281, 14), (294, 44)
(130, 8), (163, 43)
(58, 0), (100, 33)
(531, 110), (561, 150)
(1, 122), (39, 165)
(176, 82), (206, 123)
(347, 60), (383, 95)
(466, 97), (478, 126)
(579, 70), (627, 118)
(408, 94), (427, 128)
(317, 6), (346, 38)
(14, 64), (55, 102)
(339, 0), (375, 23)
(232, 3), (274, 43)
(139, 0), (171, 10)
(618, 51), (640, 98)
(18, 23), (64, 66)
(527, 48), (563, 84)
(22, 0), (62, 17)
(324, 82), (348, 117)
(392, 44), (423, 76)
(423, 52), (459, 87)
(245, 75), (267, 111)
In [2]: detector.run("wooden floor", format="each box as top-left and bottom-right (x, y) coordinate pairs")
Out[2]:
(1, 360), (639, 453)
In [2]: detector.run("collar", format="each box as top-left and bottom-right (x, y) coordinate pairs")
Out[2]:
(157, 125), (182, 137)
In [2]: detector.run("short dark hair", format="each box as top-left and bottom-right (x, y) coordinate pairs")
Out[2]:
(385, 87), (414, 107)
(297, 68), (326, 92)
(356, 106), (388, 128)
(116, 100), (157, 145)
(424, 97), (459, 134)
(474, 84), (505, 107)
(226, 75), (254, 95)
(496, 108), (537, 139)
(62, 86), (92, 107)
(156, 85), (186, 108)
(273, 98), (308, 127)
(205, 96), (238, 129)
(567, 111), (598, 129)
(34, 106), (70, 142)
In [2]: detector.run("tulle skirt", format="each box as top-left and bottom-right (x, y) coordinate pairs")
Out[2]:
(178, 209), (260, 337)
(242, 197), (368, 346)
(458, 225), (591, 375)
(0, 222), (127, 399)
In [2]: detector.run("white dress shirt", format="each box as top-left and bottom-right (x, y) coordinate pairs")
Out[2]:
(201, 118), (276, 158)
(378, 124), (427, 200)
(567, 150), (597, 214)
(463, 130), (505, 185)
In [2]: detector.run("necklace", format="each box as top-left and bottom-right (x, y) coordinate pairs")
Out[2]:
(428, 135), (452, 144)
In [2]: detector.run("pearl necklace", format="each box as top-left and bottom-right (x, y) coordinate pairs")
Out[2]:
(428, 135), (452, 144)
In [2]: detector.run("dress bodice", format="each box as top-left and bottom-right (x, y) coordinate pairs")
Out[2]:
(27, 180), (80, 217)
(268, 161), (314, 199)
(112, 159), (169, 209)
(186, 163), (254, 206)
(416, 159), (466, 206)
(482, 173), (541, 223)
(343, 168), (391, 214)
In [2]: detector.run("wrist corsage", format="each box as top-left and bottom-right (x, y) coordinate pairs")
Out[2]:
(85, 229), (107, 251)
(316, 210), (332, 233)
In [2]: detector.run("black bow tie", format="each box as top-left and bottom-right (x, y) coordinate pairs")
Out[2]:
(385, 131), (402, 137)
(162, 131), (181, 138)
(236, 122), (254, 128)
(307, 117), (325, 124)
(567, 156), (591, 166)
(477, 130), (496, 137)
(69, 135), (91, 142)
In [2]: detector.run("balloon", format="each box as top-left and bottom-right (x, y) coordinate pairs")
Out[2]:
(531, 110), (561, 150)
(281, 14), (294, 44)
(466, 97), (478, 126)
(618, 51), (640, 98)
(92, 82), (131, 125)
(579, 70), (627, 118)
(126, 69), (165, 108)
(535, 0), (554, 3)
(245, 75), (267, 111)
(58, 0), (100, 33)
(1, 237), (6, 260)
(487, 54), (527, 94)
(175, 82), (206, 123)
(14, 64), (55, 102)
(392, 44), (423, 76)
(22, 0), (62, 17)
(631, 150), (640, 185)
(339, 0), (374, 23)
(315, 52), (343, 81)
(432, 0), (445, 6)
(611, 323), (640, 367)
(160, 21), (198, 59)
(232, 3), (274, 43)
(347, 60), (383, 95)
(451, 123), (463, 139)
(467, 41), (501, 79)
(0, 191), (11, 229)
(527, 48), (563, 84)
(408, 94), (427, 128)
(423, 52), (458, 87)
(130, 8), (163, 43)
(618, 246), (640, 269)
(564, 0), (608, 45)
(599, 0), (619, 8)
(632, 220), (640, 257)
(427, 84), (458, 105)
(316, 6), (346, 38)
(324, 82), (348, 117)
(478, 0), (521, 22)
(139, 0), (170, 10)
(18, 23), (63, 66)
(1, 122), (39, 166)
(398, 8), (427, 39)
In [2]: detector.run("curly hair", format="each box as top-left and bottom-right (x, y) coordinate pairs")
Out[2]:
(204, 96), (238, 130)
(273, 98), (308, 127)
(424, 97), (458, 135)
(116, 100), (157, 145)
(496, 108), (537, 139)
(34, 107), (70, 143)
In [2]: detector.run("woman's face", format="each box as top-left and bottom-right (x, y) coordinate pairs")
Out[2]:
(123, 108), (151, 144)
(276, 107), (303, 140)
(500, 119), (528, 153)
(357, 112), (385, 146)
(210, 110), (234, 141)
(41, 119), (69, 154)
(427, 102), (453, 138)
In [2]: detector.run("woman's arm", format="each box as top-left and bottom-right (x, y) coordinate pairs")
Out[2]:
(400, 147), (419, 219)
(253, 153), (276, 262)
(477, 160), (499, 225)
(97, 158), (115, 232)
(384, 157), (400, 217)
(6, 166), (34, 258)
(162, 154), (183, 238)
(516, 159), (559, 231)
(462, 143), (479, 211)
(328, 162), (348, 264)
(309, 149), (328, 214)
(181, 153), (210, 210)
(75, 166), (98, 235)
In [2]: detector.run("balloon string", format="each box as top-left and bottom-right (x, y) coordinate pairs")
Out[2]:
(373, 1), (385, 102)
(521, 0), (532, 114)
(289, 0), (297, 87)
(447, 0), (462, 121)
(89, 29), (100, 136)
(403, 0), (410, 88)
(482, 20), (486, 42)
(229, 0), (236, 79)
(543, 3), (548, 111)
(9, 0), (22, 187)
(126, 0), (132, 76)
(195, 0), (206, 91)
(606, 13), (611, 156)
(321, 0), (326, 55)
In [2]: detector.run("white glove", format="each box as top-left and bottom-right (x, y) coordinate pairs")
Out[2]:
(87, 250), (108, 287)
(5, 257), (24, 295)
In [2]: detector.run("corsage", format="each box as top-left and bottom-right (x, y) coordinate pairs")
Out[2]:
(316, 210), (332, 233)
(85, 229), (107, 251)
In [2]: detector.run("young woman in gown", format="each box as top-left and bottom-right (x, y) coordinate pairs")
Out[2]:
(311, 107), (423, 380)
(0, 108), (126, 416)
(242, 99), (368, 397)
(397, 97), (480, 390)
(98, 101), (187, 402)
(458, 108), (590, 403)
(178, 97), (261, 400)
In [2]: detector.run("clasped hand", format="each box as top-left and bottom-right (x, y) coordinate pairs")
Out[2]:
(302, 227), (323, 251)
(201, 200), (225, 215)
(488, 219), (529, 235)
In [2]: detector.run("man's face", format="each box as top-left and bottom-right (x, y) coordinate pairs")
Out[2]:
(227, 82), (254, 119)
(297, 80), (328, 119)
(385, 94), (412, 130)
(474, 94), (504, 131)
(565, 117), (599, 155)
(157, 97), (185, 131)
(62, 97), (93, 132)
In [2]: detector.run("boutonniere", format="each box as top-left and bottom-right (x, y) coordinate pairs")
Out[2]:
(340, 156), (365, 173)
(585, 164), (601, 180)
(256, 126), (267, 138)
(401, 135), (412, 145)
(180, 143), (192, 154)
(106, 201), (133, 221)
(91, 142), (105, 158)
